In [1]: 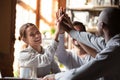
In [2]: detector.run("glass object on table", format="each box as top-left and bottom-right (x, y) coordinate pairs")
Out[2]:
(20, 67), (32, 79)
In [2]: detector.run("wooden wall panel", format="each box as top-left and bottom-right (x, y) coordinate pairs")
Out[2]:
(0, 0), (16, 77)
(58, 0), (66, 8)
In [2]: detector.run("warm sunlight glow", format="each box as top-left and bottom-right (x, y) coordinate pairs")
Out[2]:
(40, 0), (58, 32)
(22, 0), (36, 10)
(67, 0), (86, 8)
(41, 0), (52, 22)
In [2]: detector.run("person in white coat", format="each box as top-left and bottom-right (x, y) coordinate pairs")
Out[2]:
(17, 23), (61, 78)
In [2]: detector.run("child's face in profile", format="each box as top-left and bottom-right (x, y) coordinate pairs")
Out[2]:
(24, 26), (42, 47)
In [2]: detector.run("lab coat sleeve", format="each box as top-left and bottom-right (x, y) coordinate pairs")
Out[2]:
(18, 40), (58, 67)
(55, 34), (70, 65)
(69, 30), (106, 52)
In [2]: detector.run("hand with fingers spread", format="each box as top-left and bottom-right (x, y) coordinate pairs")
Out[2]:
(62, 14), (73, 29)
(56, 7), (74, 33)
(56, 7), (65, 34)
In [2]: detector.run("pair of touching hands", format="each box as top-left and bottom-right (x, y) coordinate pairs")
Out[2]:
(56, 7), (73, 34)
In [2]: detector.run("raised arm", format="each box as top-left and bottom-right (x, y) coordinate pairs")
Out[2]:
(55, 9), (75, 66)
(55, 33), (69, 64)
(78, 42), (97, 58)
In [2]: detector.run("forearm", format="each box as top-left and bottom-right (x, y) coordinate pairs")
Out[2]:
(54, 31), (59, 42)
(55, 34), (68, 62)
(69, 31), (105, 52)
(79, 42), (97, 58)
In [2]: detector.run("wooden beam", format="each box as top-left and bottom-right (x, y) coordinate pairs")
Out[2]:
(17, 0), (36, 13)
(36, 0), (40, 28)
(58, 0), (66, 9)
